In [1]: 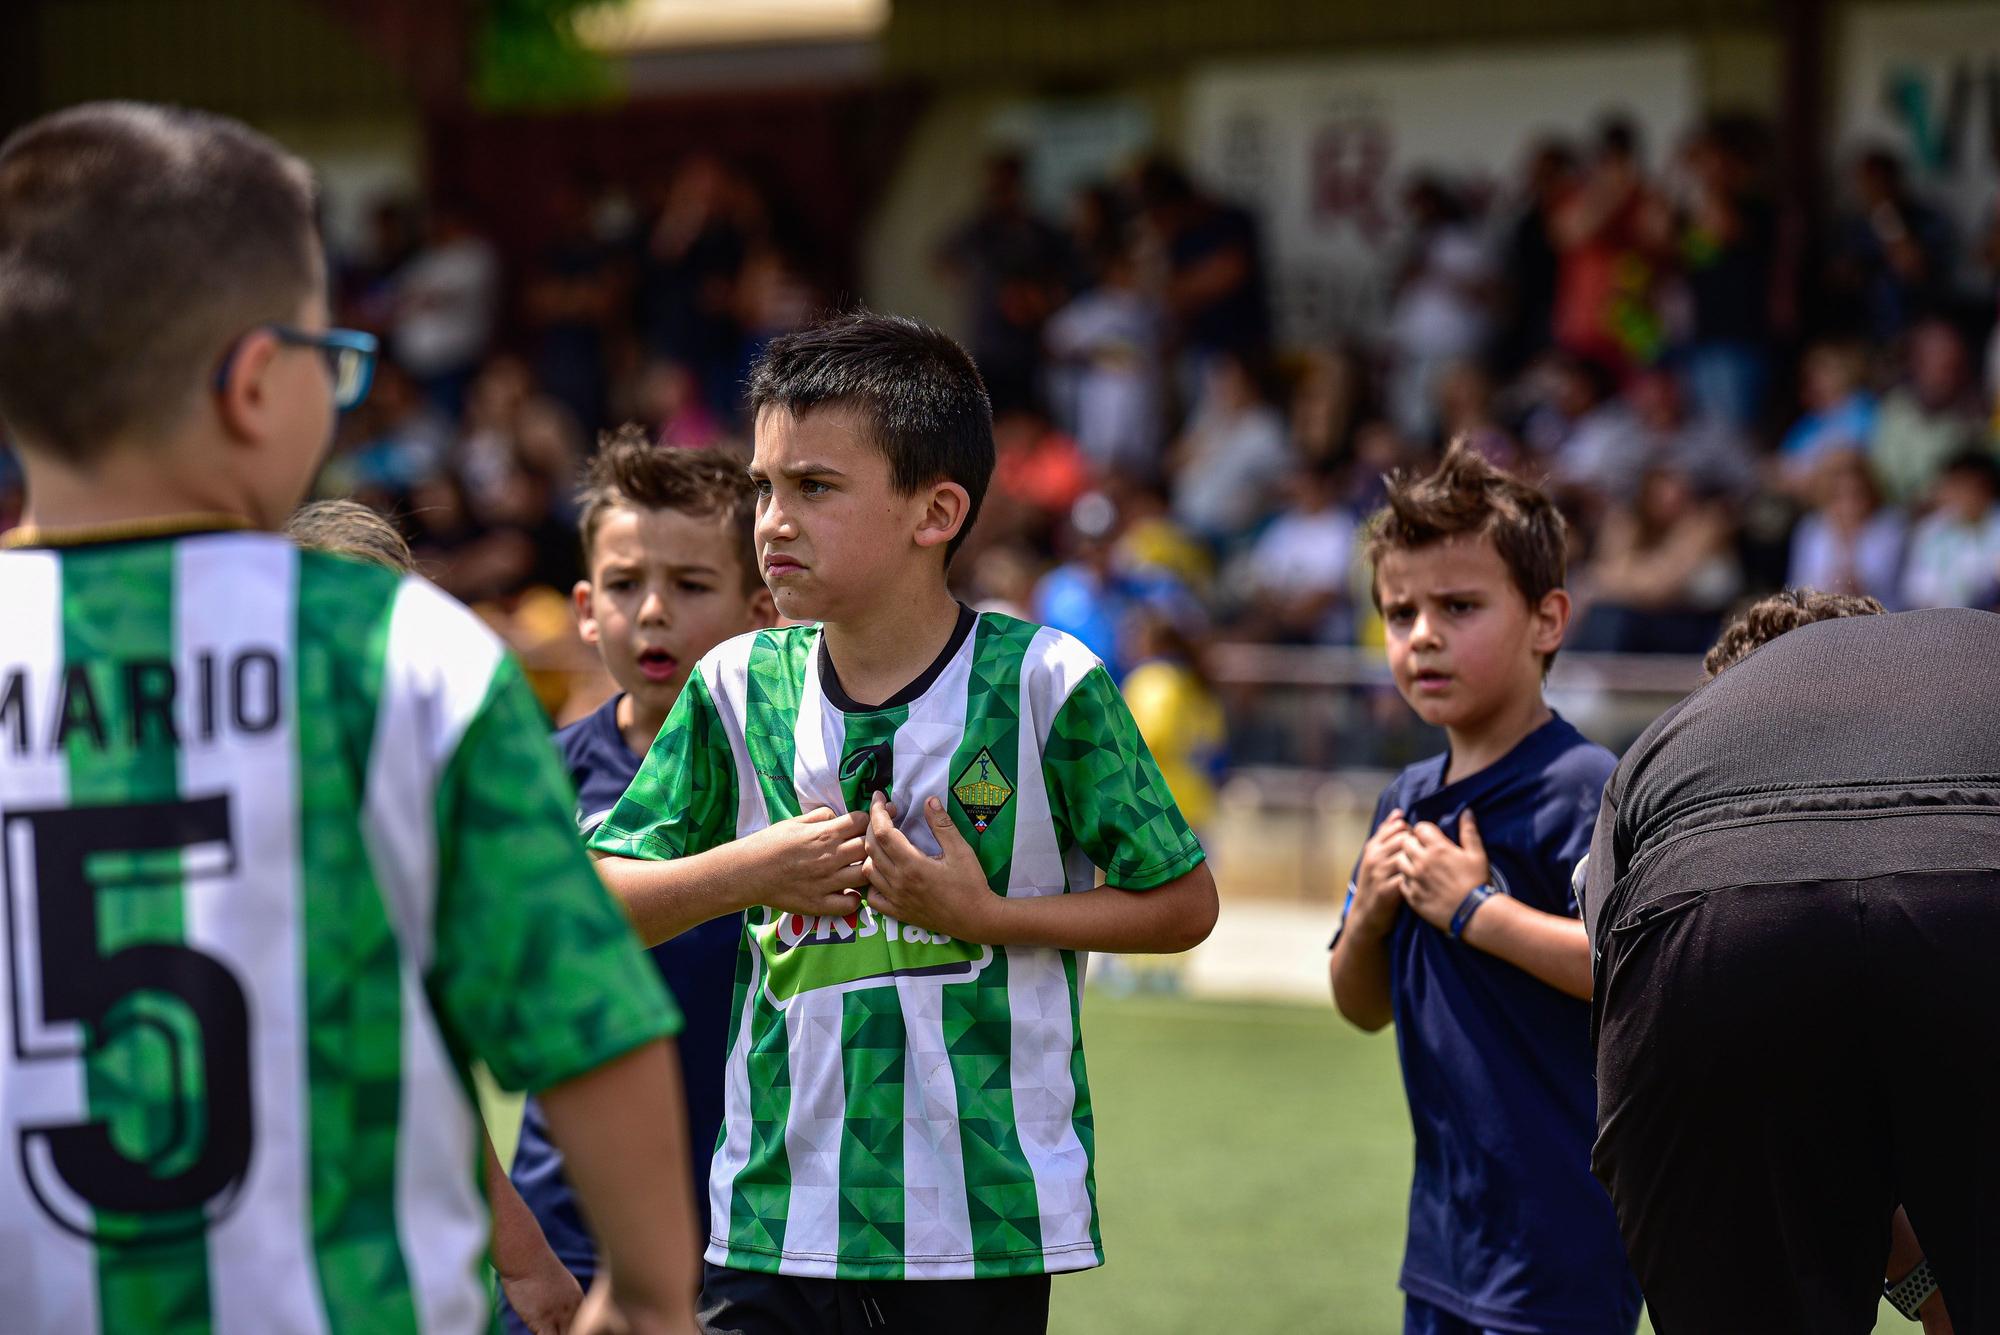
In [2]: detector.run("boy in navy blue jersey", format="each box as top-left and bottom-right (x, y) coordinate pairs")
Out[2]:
(1327, 444), (1640, 1335)
(494, 430), (774, 1334)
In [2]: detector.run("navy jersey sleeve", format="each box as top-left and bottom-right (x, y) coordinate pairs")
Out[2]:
(1533, 742), (1616, 918)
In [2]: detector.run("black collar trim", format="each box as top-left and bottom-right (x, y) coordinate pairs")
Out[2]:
(818, 603), (978, 713)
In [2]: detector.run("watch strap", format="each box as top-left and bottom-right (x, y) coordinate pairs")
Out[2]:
(1884, 1257), (1939, 1322)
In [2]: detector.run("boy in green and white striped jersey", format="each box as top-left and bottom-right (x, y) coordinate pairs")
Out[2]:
(590, 313), (1220, 1334)
(0, 103), (699, 1335)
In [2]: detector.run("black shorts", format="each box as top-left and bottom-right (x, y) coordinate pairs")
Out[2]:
(698, 1262), (1052, 1335)
(1592, 869), (2000, 1334)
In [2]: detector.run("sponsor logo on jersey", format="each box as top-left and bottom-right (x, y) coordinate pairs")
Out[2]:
(951, 747), (1013, 833)
(756, 902), (989, 1003)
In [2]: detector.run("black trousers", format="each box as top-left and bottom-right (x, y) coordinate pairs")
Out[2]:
(1592, 872), (2000, 1334)
(699, 1262), (1051, 1335)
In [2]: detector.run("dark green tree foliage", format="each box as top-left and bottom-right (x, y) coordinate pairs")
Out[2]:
(472, 0), (627, 110)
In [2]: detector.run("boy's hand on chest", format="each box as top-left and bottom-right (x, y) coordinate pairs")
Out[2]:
(1391, 809), (1491, 933)
(859, 790), (1000, 944)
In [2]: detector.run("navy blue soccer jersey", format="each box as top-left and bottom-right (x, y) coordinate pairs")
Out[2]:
(1333, 713), (1640, 1334)
(508, 693), (739, 1276)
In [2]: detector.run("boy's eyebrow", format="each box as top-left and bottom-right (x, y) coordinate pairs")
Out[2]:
(598, 558), (725, 575)
(749, 460), (847, 480)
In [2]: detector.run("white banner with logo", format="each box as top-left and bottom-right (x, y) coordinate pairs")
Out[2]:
(1187, 41), (1697, 346)
(1839, 2), (2000, 289)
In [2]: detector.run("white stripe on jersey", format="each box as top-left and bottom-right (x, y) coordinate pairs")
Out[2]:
(892, 640), (976, 1275)
(706, 634), (783, 1250)
(773, 673), (845, 1269)
(1005, 628), (1100, 1268)
(0, 553), (99, 1332)
(791, 649), (842, 817)
(174, 537), (330, 1335)
(777, 989), (846, 1270)
(705, 636), (768, 838)
(365, 578), (503, 1335)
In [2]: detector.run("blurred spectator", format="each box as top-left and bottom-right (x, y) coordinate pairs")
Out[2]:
(637, 155), (757, 423)
(1675, 115), (1777, 430)
(1871, 318), (1989, 506)
(1832, 148), (1956, 343)
(1168, 349), (1293, 548)
(1557, 366), (1757, 502)
(631, 358), (723, 450)
(1433, 364), (1519, 471)
(1289, 344), (1368, 467)
(337, 195), (422, 326)
(1900, 451), (2000, 609)
(525, 180), (626, 438)
(1136, 154), (1273, 402)
(1064, 183), (1129, 289)
(966, 542), (1041, 620)
(388, 202), (500, 417)
(1492, 140), (1578, 380)
(1044, 240), (1165, 478)
(990, 407), (1094, 525)
(937, 151), (1072, 415)
(318, 360), (451, 501)
(1779, 340), (1878, 492)
(1034, 491), (1137, 671)
(455, 356), (538, 513)
(1120, 610), (1225, 832)
(1982, 198), (2000, 409)
(1237, 459), (1356, 644)
(1574, 467), (1742, 653)
(1386, 175), (1494, 442)
(1111, 482), (1214, 598)
(1787, 450), (1905, 603)
(1553, 116), (1672, 375)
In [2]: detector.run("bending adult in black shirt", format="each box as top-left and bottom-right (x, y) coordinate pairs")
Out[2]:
(1583, 600), (1998, 1333)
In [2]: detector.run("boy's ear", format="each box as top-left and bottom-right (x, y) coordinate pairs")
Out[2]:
(911, 480), (972, 553)
(571, 579), (601, 645)
(1532, 588), (1572, 657)
(215, 327), (286, 445)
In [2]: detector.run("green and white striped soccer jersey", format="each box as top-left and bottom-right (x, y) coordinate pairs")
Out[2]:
(0, 532), (678, 1335)
(589, 611), (1205, 1281)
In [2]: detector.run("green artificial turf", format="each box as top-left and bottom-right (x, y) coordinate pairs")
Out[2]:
(484, 993), (1906, 1332)
(1057, 993), (1913, 1335)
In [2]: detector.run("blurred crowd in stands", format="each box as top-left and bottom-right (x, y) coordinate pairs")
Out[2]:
(5, 112), (1998, 747)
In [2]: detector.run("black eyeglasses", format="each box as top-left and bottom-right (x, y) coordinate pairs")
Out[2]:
(213, 325), (379, 411)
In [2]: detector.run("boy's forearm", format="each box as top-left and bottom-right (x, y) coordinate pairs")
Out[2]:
(542, 1040), (701, 1321)
(595, 847), (756, 947)
(483, 1132), (557, 1278)
(1459, 896), (1593, 999)
(970, 864), (1218, 954)
(1328, 923), (1396, 1031)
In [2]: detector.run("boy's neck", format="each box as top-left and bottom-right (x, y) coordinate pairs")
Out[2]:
(819, 576), (963, 708)
(614, 692), (669, 761)
(1442, 688), (1553, 787)
(20, 438), (265, 534)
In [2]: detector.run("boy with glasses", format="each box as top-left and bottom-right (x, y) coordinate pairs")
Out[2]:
(0, 101), (698, 1334)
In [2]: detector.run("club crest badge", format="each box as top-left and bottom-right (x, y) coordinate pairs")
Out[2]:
(951, 747), (1014, 833)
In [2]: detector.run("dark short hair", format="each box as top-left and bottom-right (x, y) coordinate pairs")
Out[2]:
(1703, 588), (1886, 678)
(577, 426), (760, 591)
(1364, 440), (1569, 666)
(746, 311), (994, 564)
(286, 498), (414, 573)
(0, 102), (320, 461)
(1940, 449), (2000, 491)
